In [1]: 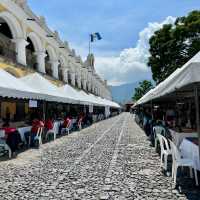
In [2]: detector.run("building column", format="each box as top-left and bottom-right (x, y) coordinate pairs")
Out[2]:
(77, 72), (82, 89)
(83, 79), (87, 90)
(35, 51), (46, 73)
(71, 72), (76, 86)
(63, 68), (69, 83)
(13, 38), (28, 66)
(50, 60), (59, 79)
(88, 81), (92, 92)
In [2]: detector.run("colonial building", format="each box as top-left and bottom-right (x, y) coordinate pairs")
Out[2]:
(0, 0), (112, 100)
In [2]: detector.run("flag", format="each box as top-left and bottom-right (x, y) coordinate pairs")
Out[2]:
(90, 32), (102, 42)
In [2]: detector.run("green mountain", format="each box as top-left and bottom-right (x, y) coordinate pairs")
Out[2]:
(109, 82), (138, 104)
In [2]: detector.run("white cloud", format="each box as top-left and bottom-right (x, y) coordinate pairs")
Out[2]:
(95, 16), (176, 86)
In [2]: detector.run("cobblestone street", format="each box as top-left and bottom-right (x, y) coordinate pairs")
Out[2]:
(0, 113), (199, 200)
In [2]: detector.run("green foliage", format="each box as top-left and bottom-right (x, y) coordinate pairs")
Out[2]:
(148, 10), (200, 84)
(132, 80), (153, 101)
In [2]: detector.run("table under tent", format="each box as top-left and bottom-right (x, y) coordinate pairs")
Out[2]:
(0, 69), (120, 158)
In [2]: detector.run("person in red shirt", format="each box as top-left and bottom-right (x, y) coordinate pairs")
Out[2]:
(59, 115), (72, 134)
(45, 119), (53, 131)
(1, 120), (22, 156)
(43, 118), (54, 141)
(63, 117), (71, 128)
(25, 118), (44, 147)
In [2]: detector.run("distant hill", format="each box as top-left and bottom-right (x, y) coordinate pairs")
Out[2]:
(110, 82), (138, 104)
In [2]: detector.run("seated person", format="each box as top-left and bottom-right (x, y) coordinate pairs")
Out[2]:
(71, 113), (84, 130)
(59, 116), (72, 134)
(44, 118), (54, 141)
(25, 118), (44, 147)
(1, 120), (22, 156)
(45, 118), (54, 131)
(77, 113), (85, 129)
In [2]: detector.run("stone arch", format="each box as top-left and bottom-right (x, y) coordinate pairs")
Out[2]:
(45, 45), (58, 77)
(46, 45), (57, 61)
(26, 32), (43, 70)
(27, 32), (43, 52)
(0, 11), (23, 39)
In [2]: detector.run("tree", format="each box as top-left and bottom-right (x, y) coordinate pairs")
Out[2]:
(148, 10), (200, 84)
(132, 80), (153, 101)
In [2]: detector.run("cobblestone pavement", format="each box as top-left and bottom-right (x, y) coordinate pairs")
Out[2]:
(0, 113), (199, 200)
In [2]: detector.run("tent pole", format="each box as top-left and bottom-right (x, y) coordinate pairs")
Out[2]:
(151, 100), (154, 120)
(43, 101), (46, 121)
(194, 85), (200, 156)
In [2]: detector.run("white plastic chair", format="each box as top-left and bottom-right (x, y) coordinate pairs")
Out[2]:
(35, 127), (43, 146)
(46, 122), (58, 141)
(29, 127), (43, 147)
(153, 126), (166, 151)
(170, 140), (198, 186)
(61, 120), (72, 135)
(157, 134), (172, 171)
(0, 130), (12, 158)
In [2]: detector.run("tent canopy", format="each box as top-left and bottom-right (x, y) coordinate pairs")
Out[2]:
(20, 73), (120, 108)
(0, 69), (44, 100)
(20, 73), (77, 103)
(61, 84), (121, 108)
(135, 51), (200, 106)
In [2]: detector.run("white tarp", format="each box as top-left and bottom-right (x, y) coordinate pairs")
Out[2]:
(18, 72), (120, 108)
(61, 85), (120, 108)
(20, 73), (77, 103)
(136, 51), (200, 106)
(60, 84), (85, 104)
(0, 69), (44, 100)
(60, 85), (94, 105)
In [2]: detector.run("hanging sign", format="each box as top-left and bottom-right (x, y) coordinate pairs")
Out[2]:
(29, 100), (38, 108)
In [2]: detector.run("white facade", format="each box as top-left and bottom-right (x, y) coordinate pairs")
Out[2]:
(0, 0), (112, 100)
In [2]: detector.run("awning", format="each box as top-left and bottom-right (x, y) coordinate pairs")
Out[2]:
(20, 73), (78, 103)
(0, 69), (44, 100)
(60, 84), (121, 108)
(60, 85), (91, 105)
(135, 51), (200, 106)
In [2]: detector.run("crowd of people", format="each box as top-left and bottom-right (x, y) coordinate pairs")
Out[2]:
(0, 108), (105, 158)
(134, 102), (198, 148)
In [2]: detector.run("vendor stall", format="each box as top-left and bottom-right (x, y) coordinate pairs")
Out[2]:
(135, 51), (200, 154)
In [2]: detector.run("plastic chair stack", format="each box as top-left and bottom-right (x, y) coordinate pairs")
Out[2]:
(157, 134), (172, 171)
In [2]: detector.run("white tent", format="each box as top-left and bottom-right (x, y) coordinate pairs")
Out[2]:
(60, 85), (120, 108)
(0, 69), (44, 100)
(60, 85), (92, 105)
(20, 73), (78, 104)
(136, 51), (200, 106)
(20, 73), (120, 108)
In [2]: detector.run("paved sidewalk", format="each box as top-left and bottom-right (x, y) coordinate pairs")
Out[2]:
(0, 113), (199, 200)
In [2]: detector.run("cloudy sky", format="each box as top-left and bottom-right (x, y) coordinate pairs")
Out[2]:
(28, 0), (200, 85)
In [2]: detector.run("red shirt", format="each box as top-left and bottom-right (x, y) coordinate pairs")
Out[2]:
(63, 118), (71, 128)
(31, 120), (44, 134)
(45, 119), (53, 130)
(1, 127), (16, 135)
